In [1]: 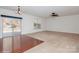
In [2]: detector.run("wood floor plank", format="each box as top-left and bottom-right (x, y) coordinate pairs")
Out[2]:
(0, 35), (43, 53)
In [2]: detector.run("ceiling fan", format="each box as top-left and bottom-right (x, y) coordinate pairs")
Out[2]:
(51, 13), (59, 17)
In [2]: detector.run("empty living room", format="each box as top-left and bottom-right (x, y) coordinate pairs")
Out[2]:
(0, 6), (79, 53)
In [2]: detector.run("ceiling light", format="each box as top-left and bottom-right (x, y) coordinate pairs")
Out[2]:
(17, 6), (21, 15)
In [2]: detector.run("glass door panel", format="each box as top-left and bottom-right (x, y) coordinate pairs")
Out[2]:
(0, 19), (3, 52)
(2, 17), (21, 53)
(11, 19), (21, 53)
(2, 18), (13, 52)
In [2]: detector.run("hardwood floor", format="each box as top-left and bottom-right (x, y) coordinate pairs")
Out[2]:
(0, 38), (3, 52)
(13, 35), (43, 53)
(0, 35), (43, 53)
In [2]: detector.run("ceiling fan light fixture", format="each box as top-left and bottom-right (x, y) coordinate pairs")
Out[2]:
(17, 6), (22, 15)
(51, 13), (59, 17)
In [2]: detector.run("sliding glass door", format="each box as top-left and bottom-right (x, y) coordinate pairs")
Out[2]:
(0, 15), (22, 53)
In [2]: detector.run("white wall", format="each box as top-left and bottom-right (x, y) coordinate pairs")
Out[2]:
(0, 8), (45, 35)
(46, 15), (79, 34)
(22, 14), (45, 34)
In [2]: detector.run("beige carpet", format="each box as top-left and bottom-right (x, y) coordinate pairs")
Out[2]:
(24, 31), (79, 53)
